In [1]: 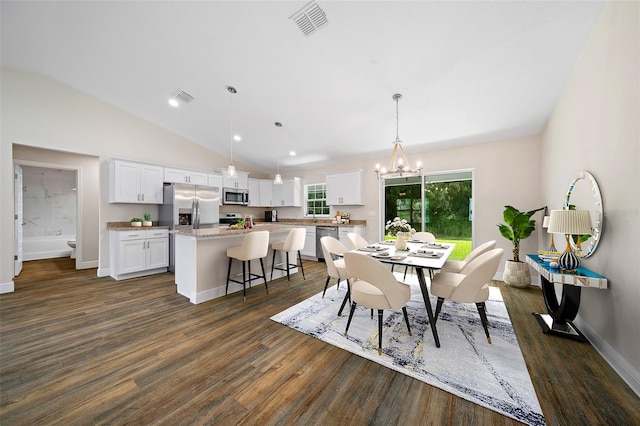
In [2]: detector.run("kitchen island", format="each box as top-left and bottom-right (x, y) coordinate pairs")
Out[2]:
(172, 224), (302, 304)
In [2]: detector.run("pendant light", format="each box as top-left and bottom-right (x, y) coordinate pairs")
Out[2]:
(375, 93), (422, 179)
(274, 161), (283, 185)
(273, 121), (284, 185)
(226, 86), (237, 178)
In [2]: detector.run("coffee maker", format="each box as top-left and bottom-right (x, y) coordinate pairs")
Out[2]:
(265, 210), (277, 222)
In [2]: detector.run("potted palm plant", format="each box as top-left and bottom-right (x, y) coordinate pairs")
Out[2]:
(497, 205), (545, 287)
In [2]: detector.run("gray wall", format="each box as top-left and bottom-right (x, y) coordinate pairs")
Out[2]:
(540, 1), (639, 391)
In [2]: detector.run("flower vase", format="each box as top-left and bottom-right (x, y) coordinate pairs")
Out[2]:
(394, 232), (408, 251)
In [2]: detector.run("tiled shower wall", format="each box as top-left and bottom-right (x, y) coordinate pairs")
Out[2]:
(22, 165), (77, 238)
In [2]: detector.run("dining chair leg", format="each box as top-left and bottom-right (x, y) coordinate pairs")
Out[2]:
(260, 258), (268, 294)
(297, 250), (305, 280)
(377, 309), (384, 355)
(476, 302), (491, 344)
(337, 279), (351, 317)
(270, 249), (277, 280)
(285, 252), (290, 281)
(402, 307), (412, 336)
(344, 301), (357, 336)
(322, 276), (331, 298)
(241, 261), (247, 303)
(225, 257), (233, 296)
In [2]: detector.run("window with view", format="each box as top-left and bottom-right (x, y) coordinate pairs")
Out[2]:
(305, 183), (330, 217)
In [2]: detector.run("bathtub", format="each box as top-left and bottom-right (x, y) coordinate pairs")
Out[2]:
(22, 235), (74, 261)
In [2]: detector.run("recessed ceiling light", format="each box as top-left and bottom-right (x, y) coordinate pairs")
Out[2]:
(289, 151), (296, 156)
(168, 98), (179, 107)
(233, 135), (242, 142)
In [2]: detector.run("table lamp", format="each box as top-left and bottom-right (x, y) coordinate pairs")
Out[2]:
(547, 209), (592, 272)
(542, 215), (557, 252)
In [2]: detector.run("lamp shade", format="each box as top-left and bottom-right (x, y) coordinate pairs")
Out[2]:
(542, 215), (550, 228)
(547, 210), (592, 235)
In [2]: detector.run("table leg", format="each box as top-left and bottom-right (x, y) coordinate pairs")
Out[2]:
(532, 274), (586, 341)
(416, 267), (440, 348)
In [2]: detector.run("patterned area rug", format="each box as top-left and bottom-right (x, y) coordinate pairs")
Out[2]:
(271, 277), (546, 426)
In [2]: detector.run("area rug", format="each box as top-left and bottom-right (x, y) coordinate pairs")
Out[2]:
(271, 277), (546, 426)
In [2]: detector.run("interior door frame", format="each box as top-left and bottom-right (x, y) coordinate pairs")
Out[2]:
(13, 160), (82, 270)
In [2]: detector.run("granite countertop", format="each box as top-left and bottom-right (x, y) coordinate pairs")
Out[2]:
(172, 224), (301, 239)
(107, 222), (169, 230)
(271, 219), (366, 227)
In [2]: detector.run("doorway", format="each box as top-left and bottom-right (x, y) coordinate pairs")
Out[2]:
(14, 162), (81, 276)
(382, 170), (473, 261)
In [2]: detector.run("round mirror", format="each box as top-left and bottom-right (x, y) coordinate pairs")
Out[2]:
(564, 170), (603, 258)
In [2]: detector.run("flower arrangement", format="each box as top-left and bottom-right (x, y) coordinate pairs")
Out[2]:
(385, 217), (415, 237)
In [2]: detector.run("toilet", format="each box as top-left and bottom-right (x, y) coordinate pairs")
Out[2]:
(67, 239), (76, 259)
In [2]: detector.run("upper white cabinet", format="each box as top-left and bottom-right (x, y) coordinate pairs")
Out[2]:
(164, 167), (208, 185)
(216, 168), (249, 190)
(259, 179), (274, 207)
(248, 178), (261, 207)
(109, 159), (163, 204)
(326, 170), (364, 205)
(273, 177), (302, 207)
(208, 173), (222, 190)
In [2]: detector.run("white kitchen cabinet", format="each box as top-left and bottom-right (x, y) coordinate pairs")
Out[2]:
(109, 229), (169, 280)
(338, 226), (365, 249)
(216, 168), (249, 190)
(164, 167), (208, 185)
(248, 178), (261, 207)
(259, 179), (274, 207)
(208, 173), (223, 205)
(326, 170), (364, 205)
(109, 159), (164, 204)
(273, 177), (301, 207)
(301, 226), (317, 258)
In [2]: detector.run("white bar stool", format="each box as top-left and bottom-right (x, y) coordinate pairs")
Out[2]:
(270, 227), (306, 281)
(225, 231), (270, 302)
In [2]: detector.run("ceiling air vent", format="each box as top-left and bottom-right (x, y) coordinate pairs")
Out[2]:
(290, 1), (328, 37)
(172, 89), (195, 104)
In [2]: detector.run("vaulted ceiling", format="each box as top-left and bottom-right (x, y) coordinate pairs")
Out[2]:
(1, 1), (606, 173)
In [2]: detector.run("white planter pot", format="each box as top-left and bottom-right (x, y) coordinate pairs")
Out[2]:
(143, 221), (153, 227)
(503, 260), (531, 288)
(130, 221), (142, 227)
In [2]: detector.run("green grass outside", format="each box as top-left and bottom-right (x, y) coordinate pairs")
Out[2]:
(436, 238), (472, 261)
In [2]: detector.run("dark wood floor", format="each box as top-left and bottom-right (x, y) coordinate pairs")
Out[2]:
(1, 258), (638, 425)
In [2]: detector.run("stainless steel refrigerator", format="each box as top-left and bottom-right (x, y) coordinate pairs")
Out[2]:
(159, 183), (220, 272)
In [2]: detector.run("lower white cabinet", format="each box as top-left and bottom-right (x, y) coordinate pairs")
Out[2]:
(301, 226), (317, 258)
(338, 226), (365, 249)
(109, 229), (169, 280)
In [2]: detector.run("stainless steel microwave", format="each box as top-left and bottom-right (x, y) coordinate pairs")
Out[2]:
(223, 188), (249, 205)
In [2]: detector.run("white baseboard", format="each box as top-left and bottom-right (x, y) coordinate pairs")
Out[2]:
(574, 316), (640, 397)
(79, 260), (98, 269)
(0, 280), (15, 294)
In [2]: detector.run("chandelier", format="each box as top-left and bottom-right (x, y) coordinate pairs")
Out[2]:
(375, 93), (422, 179)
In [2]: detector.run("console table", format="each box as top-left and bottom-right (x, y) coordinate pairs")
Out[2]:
(526, 254), (607, 341)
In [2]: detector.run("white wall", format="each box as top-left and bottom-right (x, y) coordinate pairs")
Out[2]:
(1, 68), (254, 281)
(541, 1), (639, 392)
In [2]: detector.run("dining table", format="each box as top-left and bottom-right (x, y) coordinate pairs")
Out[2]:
(341, 239), (456, 348)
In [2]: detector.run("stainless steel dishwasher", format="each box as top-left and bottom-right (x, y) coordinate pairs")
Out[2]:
(316, 226), (338, 260)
